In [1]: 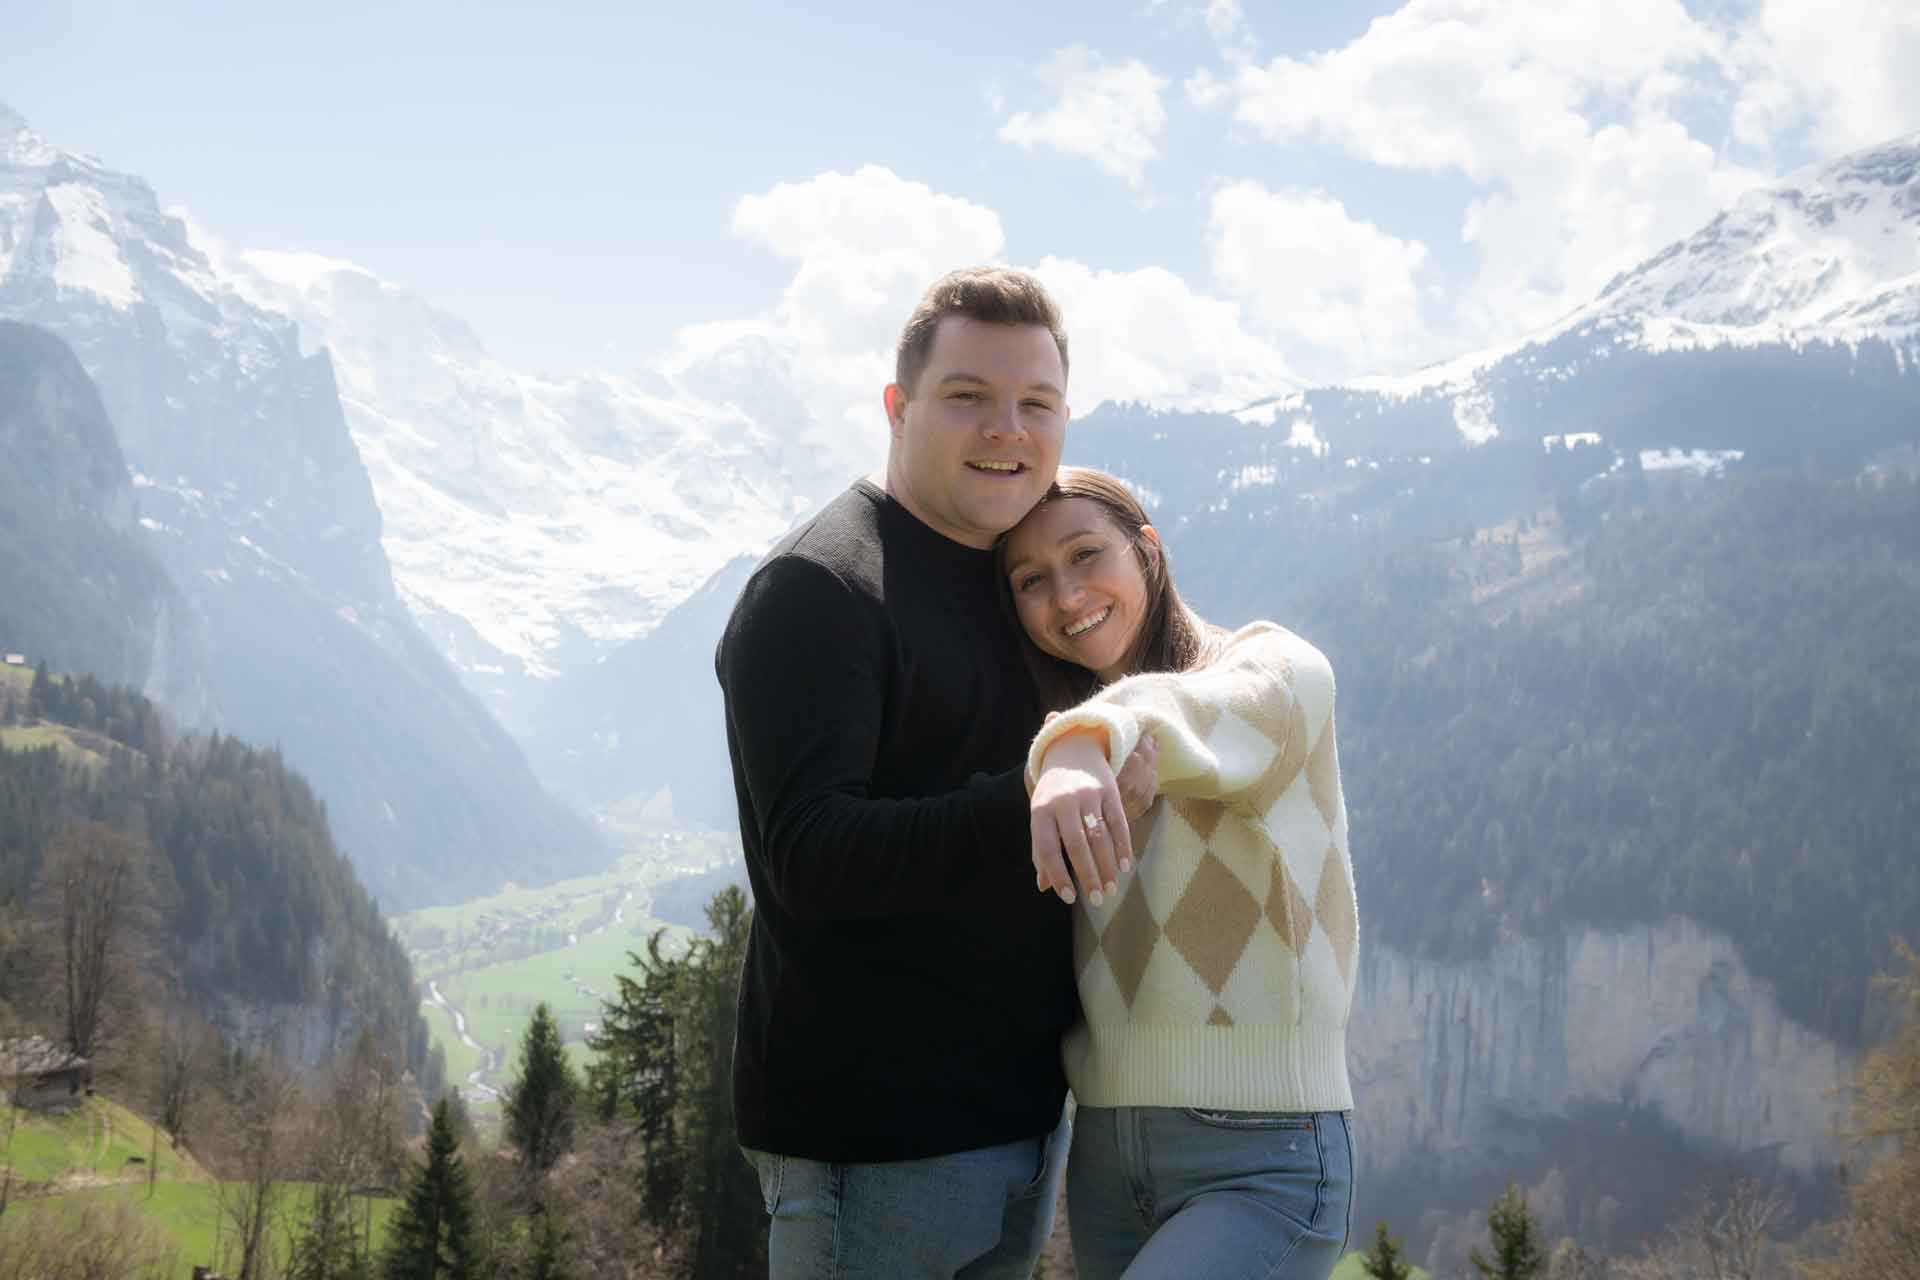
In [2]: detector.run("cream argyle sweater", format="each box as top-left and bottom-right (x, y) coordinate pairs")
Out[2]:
(1025, 621), (1356, 1113)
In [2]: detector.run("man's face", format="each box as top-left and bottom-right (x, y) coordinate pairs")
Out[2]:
(883, 316), (1068, 550)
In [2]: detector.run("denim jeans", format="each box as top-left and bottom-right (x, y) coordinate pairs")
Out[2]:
(1066, 1106), (1354, 1280)
(742, 1109), (1070, 1279)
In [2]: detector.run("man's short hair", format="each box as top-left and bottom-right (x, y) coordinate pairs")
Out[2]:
(895, 267), (1069, 397)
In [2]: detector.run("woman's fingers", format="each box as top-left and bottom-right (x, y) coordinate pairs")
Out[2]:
(1055, 806), (1116, 907)
(1030, 810), (1074, 903)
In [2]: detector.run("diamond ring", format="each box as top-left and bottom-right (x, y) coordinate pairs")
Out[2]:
(1081, 812), (1106, 833)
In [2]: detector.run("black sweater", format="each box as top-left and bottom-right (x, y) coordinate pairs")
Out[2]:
(716, 480), (1076, 1162)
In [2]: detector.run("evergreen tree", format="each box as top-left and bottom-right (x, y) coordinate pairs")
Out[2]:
(1360, 1219), (1415, 1280)
(526, 1212), (572, 1280)
(382, 1099), (479, 1280)
(1471, 1182), (1545, 1280)
(506, 1002), (577, 1175)
(680, 886), (763, 1280)
(587, 929), (690, 1229)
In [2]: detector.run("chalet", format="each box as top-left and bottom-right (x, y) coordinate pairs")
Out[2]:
(0, 1035), (90, 1112)
(1, 654), (24, 666)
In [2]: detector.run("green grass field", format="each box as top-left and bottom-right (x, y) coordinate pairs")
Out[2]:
(402, 842), (725, 1100)
(0, 720), (112, 767)
(6, 1177), (400, 1268)
(1, 1095), (208, 1184)
(3, 1096), (396, 1269)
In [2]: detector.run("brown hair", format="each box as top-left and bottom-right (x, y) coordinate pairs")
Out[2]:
(997, 466), (1218, 711)
(895, 267), (1069, 397)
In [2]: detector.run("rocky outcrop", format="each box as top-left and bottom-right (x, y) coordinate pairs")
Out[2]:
(1351, 915), (1853, 1179)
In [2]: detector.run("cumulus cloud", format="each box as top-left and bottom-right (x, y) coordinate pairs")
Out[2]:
(998, 47), (1169, 188)
(1033, 257), (1301, 410)
(666, 167), (1297, 479)
(1218, 0), (1768, 343)
(1208, 183), (1432, 379)
(1726, 0), (1920, 154)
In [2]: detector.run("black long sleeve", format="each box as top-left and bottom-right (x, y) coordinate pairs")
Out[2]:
(718, 481), (1076, 1162)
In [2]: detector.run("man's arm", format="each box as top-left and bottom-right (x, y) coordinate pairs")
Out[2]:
(718, 554), (1034, 922)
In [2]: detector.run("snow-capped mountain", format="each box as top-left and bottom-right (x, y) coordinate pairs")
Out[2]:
(1234, 132), (1920, 449)
(0, 104), (598, 905)
(223, 251), (857, 724)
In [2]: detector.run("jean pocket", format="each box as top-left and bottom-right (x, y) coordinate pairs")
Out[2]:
(1181, 1108), (1316, 1131)
(742, 1147), (784, 1214)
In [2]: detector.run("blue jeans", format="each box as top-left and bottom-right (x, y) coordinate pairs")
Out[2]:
(743, 1110), (1070, 1279)
(1067, 1106), (1354, 1280)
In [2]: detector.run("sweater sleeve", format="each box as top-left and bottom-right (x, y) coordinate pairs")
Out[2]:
(1025, 622), (1335, 817)
(718, 554), (1033, 922)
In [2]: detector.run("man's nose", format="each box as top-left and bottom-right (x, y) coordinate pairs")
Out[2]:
(980, 397), (1026, 439)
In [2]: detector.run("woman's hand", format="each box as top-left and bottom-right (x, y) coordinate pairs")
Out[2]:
(1030, 728), (1134, 906)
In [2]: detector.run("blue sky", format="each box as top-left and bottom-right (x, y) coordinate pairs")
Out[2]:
(6, 0), (1919, 405)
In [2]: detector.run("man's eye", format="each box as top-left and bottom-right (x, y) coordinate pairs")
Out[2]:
(949, 391), (982, 403)
(1022, 400), (1053, 411)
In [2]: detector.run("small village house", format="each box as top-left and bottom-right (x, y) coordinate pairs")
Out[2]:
(0, 1036), (90, 1112)
(2, 654), (25, 666)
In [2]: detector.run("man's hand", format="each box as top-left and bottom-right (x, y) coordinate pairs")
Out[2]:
(1116, 733), (1158, 823)
(1030, 728), (1135, 906)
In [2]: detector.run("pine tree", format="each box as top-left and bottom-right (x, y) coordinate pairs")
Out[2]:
(506, 1002), (577, 1175)
(1471, 1181), (1545, 1280)
(680, 886), (764, 1280)
(382, 1099), (479, 1280)
(587, 929), (690, 1229)
(1360, 1219), (1415, 1280)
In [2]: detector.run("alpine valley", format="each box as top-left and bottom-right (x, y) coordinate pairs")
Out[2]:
(3, 96), (1918, 1269)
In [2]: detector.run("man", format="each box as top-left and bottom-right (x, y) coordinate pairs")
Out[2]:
(718, 267), (1130, 1276)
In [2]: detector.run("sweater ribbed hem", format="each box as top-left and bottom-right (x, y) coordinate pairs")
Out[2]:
(1063, 1022), (1353, 1113)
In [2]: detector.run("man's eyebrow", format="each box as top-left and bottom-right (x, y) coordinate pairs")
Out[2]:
(934, 372), (1065, 398)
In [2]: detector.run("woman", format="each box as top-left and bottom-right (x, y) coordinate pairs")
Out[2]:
(998, 467), (1357, 1280)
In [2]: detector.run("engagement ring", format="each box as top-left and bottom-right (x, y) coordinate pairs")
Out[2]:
(1082, 813), (1106, 832)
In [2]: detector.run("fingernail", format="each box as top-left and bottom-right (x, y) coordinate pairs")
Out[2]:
(1061, 887), (1077, 905)
(1119, 858), (1133, 874)
(1104, 881), (1117, 898)
(1088, 888), (1104, 907)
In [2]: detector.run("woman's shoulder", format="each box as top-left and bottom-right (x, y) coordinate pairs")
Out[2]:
(1208, 619), (1331, 670)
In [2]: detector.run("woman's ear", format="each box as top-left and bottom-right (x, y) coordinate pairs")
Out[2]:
(1139, 524), (1160, 546)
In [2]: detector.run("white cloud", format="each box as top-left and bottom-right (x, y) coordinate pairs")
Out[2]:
(1033, 257), (1301, 410)
(998, 46), (1169, 188)
(1220, 0), (1764, 344)
(1208, 182), (1431, 380)
(1726, 0), (1920, 154)
(1185, 67), (1231, 110)
(669, 167), (1298, 476)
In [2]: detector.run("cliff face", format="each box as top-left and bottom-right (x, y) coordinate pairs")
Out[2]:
(0, 321), (213, 717)
(1351, 915), (1853, 1179)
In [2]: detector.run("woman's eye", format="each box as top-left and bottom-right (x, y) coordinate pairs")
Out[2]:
(1016, 574), (1043, 592)
(1072, 546), (1100, 563)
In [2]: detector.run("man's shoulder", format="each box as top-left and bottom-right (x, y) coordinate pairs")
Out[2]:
(752, 482), (887, 599)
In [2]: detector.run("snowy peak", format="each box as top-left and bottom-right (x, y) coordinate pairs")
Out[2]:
(1591, 133), (1920, 341)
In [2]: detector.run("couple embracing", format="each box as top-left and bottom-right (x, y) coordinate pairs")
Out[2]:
(717, 267), (1359, 1279)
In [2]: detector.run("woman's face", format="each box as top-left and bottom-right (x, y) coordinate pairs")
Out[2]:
(1003, 497), (1152, 684)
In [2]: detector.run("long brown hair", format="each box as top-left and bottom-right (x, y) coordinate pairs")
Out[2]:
(997, 467), (1215, 711)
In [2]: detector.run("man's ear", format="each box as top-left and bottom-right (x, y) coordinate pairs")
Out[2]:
(883, 384), (909, 440)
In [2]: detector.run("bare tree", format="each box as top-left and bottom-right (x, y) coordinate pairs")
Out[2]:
(148, 1006), (223, 1148)
(1797, 941), (1920, 1279)
(0, 1194), (181, 1278)
(32, 821), (157, 1061)
(214, 1054), (302, 1280)
(1616, 1181), (1791, 1280)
